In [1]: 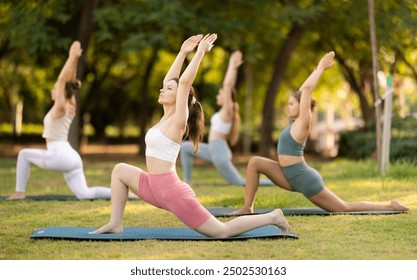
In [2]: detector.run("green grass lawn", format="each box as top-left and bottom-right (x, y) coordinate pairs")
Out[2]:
(0, 154), (416, 260)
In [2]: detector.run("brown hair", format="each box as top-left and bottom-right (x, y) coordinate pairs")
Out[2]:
(291, 90), (317, 112)
(65, 79), (81, 99)
(228, 88), (240, 146)
(171, 78), (205, 152)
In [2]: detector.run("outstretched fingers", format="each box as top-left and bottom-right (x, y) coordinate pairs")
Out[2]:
(198, 33), (218, 52)
(187, 34), (203, 44)
(205, 33), (217, 48)
(181, 34), (203, 53)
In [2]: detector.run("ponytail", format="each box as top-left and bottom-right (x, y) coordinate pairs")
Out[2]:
(186, 88), (204, 152)
(171, 78), (205, 152)
(65, 79), (81, 100)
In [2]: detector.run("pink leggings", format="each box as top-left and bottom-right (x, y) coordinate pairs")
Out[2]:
(138, 172), (212, 229)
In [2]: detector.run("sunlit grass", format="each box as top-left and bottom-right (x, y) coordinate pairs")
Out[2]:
(0, 156), (416, 260)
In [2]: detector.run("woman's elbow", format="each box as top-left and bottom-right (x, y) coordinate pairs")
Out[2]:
(179, 77), (192, 88)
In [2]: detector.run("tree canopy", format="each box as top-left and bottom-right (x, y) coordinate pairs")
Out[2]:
(1, 0), (416, 156)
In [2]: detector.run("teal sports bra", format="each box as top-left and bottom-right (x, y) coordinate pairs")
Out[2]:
(277, 124), (304, 156)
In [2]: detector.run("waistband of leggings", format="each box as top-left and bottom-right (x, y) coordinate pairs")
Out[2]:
(46, 140), (71, 148)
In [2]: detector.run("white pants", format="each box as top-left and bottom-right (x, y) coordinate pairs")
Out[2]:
(15, 141), (111, 199)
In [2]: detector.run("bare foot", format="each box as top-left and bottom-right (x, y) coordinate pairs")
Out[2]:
(6, 192), (26, 200)
(89, 223), (123, 234)
(228, 207), (253, 216)
(271, 209), (291, 234)
(390, 200), (409, 211)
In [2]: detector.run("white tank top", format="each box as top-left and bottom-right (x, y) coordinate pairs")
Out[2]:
(210, 112), (232, 134)
(145, 127), (181, 163)
(42, 110), (74, 141)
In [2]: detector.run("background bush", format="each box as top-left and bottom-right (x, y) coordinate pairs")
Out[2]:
(338, 116), (417, 163)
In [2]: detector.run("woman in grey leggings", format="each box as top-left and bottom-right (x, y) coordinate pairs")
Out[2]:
(180, 50), (272, 186)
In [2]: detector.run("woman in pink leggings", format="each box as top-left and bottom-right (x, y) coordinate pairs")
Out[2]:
(90, 34), (291, 237)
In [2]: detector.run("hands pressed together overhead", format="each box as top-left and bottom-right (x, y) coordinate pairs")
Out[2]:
(317, 51), (335, 71)
(230, 50), (243, 68)
(69, 41), (83, 58)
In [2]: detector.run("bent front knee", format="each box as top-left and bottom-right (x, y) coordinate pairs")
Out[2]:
(247, 156), (263, 171)
(112, 163), (129, 177)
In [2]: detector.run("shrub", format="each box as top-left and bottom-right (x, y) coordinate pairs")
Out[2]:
(338, 116), (417, 163)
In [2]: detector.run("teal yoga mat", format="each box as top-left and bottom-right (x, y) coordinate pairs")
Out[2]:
(206, 207), (406, 217)
(30, 225), (298, 241)
(0, 195), (77, 201)
(0, 195), (138, 201)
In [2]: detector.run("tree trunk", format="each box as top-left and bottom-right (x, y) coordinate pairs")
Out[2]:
(68, 0), (98, 151)
(138, 48), (159, 156)
(259, 23), (308, 157)
(368, 0), (383, 170)
(336, 56), (375, 126)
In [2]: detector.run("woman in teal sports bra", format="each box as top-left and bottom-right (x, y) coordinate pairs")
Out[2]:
(231, 51), (409, 214)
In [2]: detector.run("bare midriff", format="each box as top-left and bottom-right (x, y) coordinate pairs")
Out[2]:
(208, 130), (228, 142)
(278, 154), (305, 167)
(146, 156), (176, 174)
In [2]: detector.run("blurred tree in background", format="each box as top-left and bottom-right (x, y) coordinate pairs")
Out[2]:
(0, 0), (416, 157)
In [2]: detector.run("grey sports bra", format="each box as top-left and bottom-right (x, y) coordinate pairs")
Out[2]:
(277, 124), (304, 156)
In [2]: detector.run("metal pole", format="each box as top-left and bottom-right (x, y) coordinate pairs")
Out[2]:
(380, 75), (394, 173)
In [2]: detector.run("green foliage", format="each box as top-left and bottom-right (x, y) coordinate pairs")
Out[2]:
(1, 1), (78, 54)
(1, 0), (417, 149)
(338, 116), (417, 163)
(338, 126), (377, 159)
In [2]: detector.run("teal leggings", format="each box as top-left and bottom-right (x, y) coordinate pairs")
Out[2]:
(282, 162), (324, 198)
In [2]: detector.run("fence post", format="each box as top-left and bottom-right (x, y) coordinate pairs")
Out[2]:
(380, 75), (394, 173)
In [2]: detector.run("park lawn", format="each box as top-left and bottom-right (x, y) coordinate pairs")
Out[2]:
(0, 155), (416, 260)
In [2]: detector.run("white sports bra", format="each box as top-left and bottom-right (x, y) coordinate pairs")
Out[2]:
(145, 127), (181, 163)
(42, 110), (74, 141)
(210, 112), (232, 134)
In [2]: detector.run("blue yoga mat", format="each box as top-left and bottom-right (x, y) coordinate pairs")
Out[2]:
(206, 207), (406, 217)
(0, 195), (78, 201)
(30, 226), (298, 241)
(0, 195), (138, 201)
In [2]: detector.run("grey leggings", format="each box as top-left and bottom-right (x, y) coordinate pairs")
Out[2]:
(180, 140), (273, 186)
(282, 162), (324, 198)
(15, 141), (111, 199)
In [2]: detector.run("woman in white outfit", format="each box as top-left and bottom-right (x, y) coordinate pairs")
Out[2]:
(8, 41), (112, 200)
